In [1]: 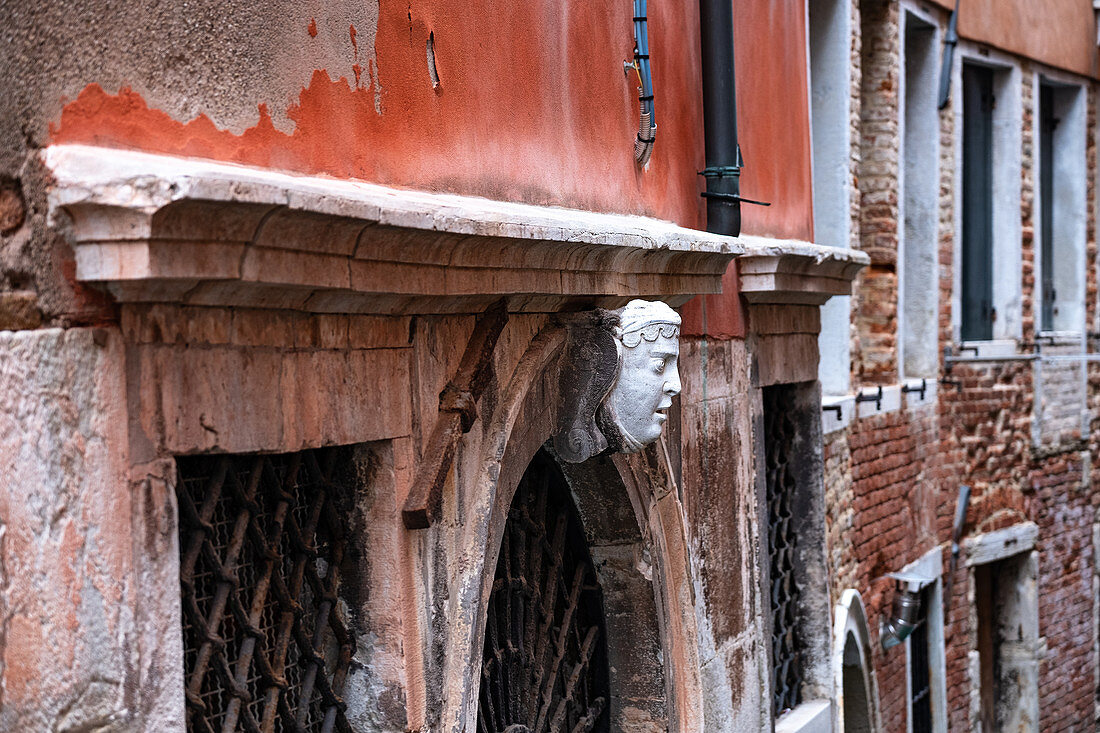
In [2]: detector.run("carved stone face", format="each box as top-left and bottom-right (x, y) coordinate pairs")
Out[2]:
(553, 299), (682, 463)
(604, 330), (681, 450)
(598, 300), (682, 452)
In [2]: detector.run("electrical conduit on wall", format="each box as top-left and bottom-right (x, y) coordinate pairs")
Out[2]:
(632, 0), (656, 165)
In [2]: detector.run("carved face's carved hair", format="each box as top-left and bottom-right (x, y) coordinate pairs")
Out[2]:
(615, 299), (681, 348)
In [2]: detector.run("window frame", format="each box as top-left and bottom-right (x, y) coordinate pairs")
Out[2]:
(808, 0), (855, 397)
(902, 547), (948, 733)
(1033, 70), (1088, 338)
(898, 4), (942, 379)
(951, 46), (1023, 350)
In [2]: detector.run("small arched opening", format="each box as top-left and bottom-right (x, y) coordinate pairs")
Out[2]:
(476, 449), (611, 732)
(841, 632), (872, 733)
(833, 589), (879, 733)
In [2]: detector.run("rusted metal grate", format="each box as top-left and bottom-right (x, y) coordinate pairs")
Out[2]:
(177, 449), (354, 733)
(763, 385), (803, 717)
(477, 450), (610, 733)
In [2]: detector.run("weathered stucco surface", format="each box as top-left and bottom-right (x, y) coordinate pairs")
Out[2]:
(0, 327), (184, 732)
(0, 0), (380, 165)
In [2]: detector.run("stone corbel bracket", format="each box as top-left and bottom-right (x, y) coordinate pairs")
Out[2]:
(44, 145), (743, 315)
(737, 235), (869, 305)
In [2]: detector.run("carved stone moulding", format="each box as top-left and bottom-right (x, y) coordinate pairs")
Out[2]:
(44, 145), (743, 315)
(737, 234), (869, 306)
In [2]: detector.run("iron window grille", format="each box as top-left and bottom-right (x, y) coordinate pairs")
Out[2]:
(764, 385), (804, 717)
(477, 450), (610, 733)
(909, 589), (933, 733)
(177, 449), (354, 733)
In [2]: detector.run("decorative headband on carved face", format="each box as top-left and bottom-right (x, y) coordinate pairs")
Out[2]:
(615, 299), (681, 348)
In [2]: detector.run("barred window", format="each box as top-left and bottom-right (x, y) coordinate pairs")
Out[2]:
(909, 589), (933, 733)
(764, 385), (803, 717)
(477, 449), (610, 733)
(176, 449), (355, 733)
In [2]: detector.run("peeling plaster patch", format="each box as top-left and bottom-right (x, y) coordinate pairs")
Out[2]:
(2, 0), (381, 144)
(344, 631), (407, 733)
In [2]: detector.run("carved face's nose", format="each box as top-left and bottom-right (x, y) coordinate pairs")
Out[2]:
(664, 367), (681, 397)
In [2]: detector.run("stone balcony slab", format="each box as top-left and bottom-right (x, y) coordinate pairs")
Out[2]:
(44, 145), (743, 315)
(738, 234), (869, 305)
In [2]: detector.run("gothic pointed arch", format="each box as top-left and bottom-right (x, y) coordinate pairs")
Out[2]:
(439, 324), (702, 731)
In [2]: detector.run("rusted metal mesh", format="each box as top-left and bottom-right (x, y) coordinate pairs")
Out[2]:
(763, 385), (803, 717)
(176, 449), (354, 733)
(477, 451), (609, 733)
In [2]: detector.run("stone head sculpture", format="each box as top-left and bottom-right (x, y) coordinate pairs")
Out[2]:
(553, 299), (682, 463)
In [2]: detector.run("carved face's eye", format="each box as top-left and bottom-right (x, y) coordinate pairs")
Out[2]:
(650, 357), (666, 374)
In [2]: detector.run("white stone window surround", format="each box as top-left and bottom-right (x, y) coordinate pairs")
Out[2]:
(963, 521), (1038, 568)
(963, 522), (1044, 733)
(898, 3), (942, 381)
(807, 0), (855, 398)
(951, 45), (1024, 345)
(821, 378), (936, 434)
(901, 547), (949, 733)
(1032, 67), (1088, 337)
(832, 589), (882, 733)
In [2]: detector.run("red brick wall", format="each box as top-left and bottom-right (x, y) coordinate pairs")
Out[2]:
(827, 4), (1100, 731)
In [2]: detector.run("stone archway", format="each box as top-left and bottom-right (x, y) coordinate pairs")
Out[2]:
(443, 326), (701, 732)
(476, 449), (611, 732)
(832, 589), (879, 733)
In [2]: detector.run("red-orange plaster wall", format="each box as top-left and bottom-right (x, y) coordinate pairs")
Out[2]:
(50, 1), (814, 239)
(733, 0), (814, 243)
(52, 0), (709, 228)
(926, 0), (1099, 79)
(681, 0), (813, 339)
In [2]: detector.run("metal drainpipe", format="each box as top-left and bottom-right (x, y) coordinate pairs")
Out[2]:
(698, 0), (742, 236)
(937, 0), (961, 109)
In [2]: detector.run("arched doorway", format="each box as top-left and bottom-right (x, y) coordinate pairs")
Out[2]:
(476, 449), (611, 733)
(841, 632), (872, 733)
(833, 589), (879, 733)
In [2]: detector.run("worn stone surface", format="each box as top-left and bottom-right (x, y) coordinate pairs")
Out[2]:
(44, 145), (741, 314)
(677, 336), (767, 732)
(0, 327), (183, 732)
(0, 291), (41, 330)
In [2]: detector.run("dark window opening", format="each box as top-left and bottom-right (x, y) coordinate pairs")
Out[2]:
(177, 449), (355, 733)
(477, 450), (610, 733)
(975, 552), (1033, 731)
(908, 588), (933, 733)
(961, 63), (995, 341)
(1039, 83), (1057, 330)
(764, 384), (804, 717)
(975, 562), (1000, 732)
(841, 633), (872, 733)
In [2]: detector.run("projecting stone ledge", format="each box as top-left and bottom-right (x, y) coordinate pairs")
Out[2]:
(738, 234), (869, 305)
(44, 145), (742, 315)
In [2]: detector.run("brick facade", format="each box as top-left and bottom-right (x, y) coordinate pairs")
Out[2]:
(827, 1), (1100, 730)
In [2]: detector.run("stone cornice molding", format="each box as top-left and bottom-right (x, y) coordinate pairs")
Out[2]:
(44, 145), (743, 315)
(737, 234), (869, 305)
